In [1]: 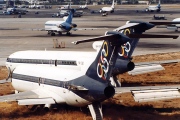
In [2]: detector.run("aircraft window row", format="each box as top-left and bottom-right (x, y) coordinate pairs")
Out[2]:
(12, 73), (67, 87)
(57, 60), (77, 65)
(12, 73), (39, 83)
(44, 78), (61, 87)
(7, 58), (77, 66)
(45, 24), (56, 26)
(7, 58), (55, 64)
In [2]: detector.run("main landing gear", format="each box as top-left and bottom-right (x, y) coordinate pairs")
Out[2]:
(66, 32), (71, 36)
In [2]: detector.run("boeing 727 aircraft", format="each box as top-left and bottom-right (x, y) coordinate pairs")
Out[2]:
(145, 0), (161, 12)
(79, 2), (88, 9)
(42, 9), (105, 36)
(99, 0), (115, 14)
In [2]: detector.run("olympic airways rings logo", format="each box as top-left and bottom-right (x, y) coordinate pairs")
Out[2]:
(118, 42), (131, 58)
(97, 41), (109, 80)
(118, 28), (131, 58)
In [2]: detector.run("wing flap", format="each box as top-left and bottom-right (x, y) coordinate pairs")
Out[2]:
(128, 64), (164, 75)
(132, 88), (180, 102)
(18, 98), (55, 105)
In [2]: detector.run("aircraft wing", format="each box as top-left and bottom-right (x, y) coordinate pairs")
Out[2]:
(128, 59), (180, 75)
(71, 28), (108, 31)
(115, 85), (180, 102)
(0, 88), (65, 105)
(31, 28), (46, 31)
(0, 79), (11, 84)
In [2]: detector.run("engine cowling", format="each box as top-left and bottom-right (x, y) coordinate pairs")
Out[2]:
(112, 59), (135, 75)
(71, 23), (77, 28)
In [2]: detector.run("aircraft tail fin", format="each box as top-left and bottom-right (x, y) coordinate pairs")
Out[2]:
(72, 32), (131, 83)
(157, 0), (161, 8)
(113, 20), (178, 60)
(113, 21), (154, 60)
(111, 0), (115, 8)
(65, 9), (75, 24)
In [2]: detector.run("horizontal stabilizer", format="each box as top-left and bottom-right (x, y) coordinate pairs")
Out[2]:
(18, 98), (55, 105)
(113, 23), (140, 32)
(150, 22), (180, 25)
(128, 34), (179, 39)
(128, 64), (164, 75)
(72, 33), (130, 44)
(132, 88), (180, 102)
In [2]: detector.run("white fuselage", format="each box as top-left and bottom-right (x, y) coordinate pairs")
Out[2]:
(6, 50), (98, 72)
(100, 0), (114, 13)
(166, 18), (180, 31)
(12, 64), (91, 107)
(172, 18), (180, 27)
(148, 6), (159, 11)
(101, 7), (113, 12)
(45, 21), (65, 32)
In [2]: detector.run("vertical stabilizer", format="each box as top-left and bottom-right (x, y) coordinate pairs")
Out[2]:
(85, 32), (131, 83)
(111, 0), (115, 8)
(113, 21), (155, 60)
(65, 9), (74, 24)
(157, 0), (161, 9)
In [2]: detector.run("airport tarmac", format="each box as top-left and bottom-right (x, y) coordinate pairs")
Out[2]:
(0, 5), (180, 66)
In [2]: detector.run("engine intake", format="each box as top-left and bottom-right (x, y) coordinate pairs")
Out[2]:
(112, 59), (135, 75)
(104, 86), (115, 98)
(71, 23), (77, 28)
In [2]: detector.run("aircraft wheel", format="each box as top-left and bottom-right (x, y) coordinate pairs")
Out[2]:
(66, 32), (71, 36)
(58, 32), (62, 35)
(51, 33), (55, 36)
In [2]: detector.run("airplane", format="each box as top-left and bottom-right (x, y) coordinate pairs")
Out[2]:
(99, 0), (115, 14)
(5, 20), (180, 86)
(1, 30), (180, 120)
(28, 3), (41, 9)
(60, 1), (71, 10)
(42, 9), (105, 36)
(157, 18), (180, 31)
(79, 1), (88, 9)
(3, 7), (27, 15)
(145, 0), (161, 12)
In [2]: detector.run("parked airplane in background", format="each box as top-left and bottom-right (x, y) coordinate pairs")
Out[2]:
(1, 29), (180, 120)
(145, 0), (161, 12)
(43, 9), (105, 36)
(157, 18), (180, 31)
(28, 3), (41, 9)
(79, 2), (88, 9)
(99, 0), (115, 14)
(60, 2), (71, 9)
(3, 7), (27, 15)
